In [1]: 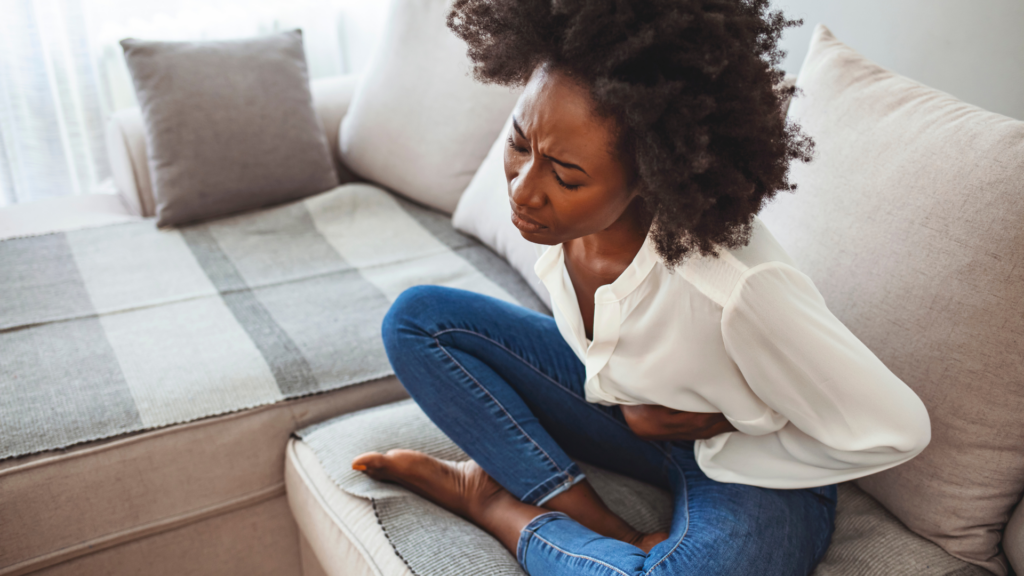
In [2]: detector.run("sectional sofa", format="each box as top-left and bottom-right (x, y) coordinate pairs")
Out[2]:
(1, 3), (1021, 576)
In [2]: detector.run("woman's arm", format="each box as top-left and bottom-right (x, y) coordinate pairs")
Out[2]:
(620, 404), (737, 441)
(694, 261), (931, 488)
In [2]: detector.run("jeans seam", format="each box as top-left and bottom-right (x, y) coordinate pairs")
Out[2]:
(432, 337), (565, 474)
(524, 530), (635, 576)
(525, 469), (580, 506)
(534, 471), (588, 507)
(430, 327), (642, 438)
(642, 455), (690, 575)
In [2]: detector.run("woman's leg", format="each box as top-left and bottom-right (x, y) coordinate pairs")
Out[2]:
(518, 452), (837, 576)
(356, 285), (673, 545)
(357, 286), (836, 575)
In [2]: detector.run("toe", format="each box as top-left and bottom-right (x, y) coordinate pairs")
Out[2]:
(351, 451), (385, 473)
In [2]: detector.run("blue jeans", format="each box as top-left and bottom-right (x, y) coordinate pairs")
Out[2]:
(382, 286), (837, 576)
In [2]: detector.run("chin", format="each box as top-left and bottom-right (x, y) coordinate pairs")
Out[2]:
(518, 229), (558, 245)
(520, 230), (561, 243)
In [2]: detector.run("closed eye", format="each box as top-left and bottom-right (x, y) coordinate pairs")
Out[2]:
(507, 135), (528, 154)
(552, 170), (580, 191)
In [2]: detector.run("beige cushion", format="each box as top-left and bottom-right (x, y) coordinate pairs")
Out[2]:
(760, 24), (1024, 575)
(813, 485), (989, 576)
(0, 377), (406, 574)
(339, 0), (520, 214)
(120, 29), (339, 226)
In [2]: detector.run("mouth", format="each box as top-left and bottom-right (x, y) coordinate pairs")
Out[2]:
(510, 209), (548, 234)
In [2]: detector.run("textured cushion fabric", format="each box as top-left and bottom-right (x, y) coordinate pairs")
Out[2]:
(812, 486), (990, 576)
(290, 400), (985, 576)
(0, 183), (546, 461)
(286, 439), (414, 576)
(120, 29), (339, 226)
(452, 114), (550, 308)
(106, 75), (361, 218)
(338, 0), (520, 214)
(759, 24), (1024, 575)
(0, 377), (406, 574)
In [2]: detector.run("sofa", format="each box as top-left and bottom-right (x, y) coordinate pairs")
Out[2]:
(1, 2), (1021, 576)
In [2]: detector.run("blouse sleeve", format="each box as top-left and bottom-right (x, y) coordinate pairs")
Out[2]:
(692, 261), (931, 489)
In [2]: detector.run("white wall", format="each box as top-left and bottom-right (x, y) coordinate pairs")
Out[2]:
(775, 0), (1024, 120)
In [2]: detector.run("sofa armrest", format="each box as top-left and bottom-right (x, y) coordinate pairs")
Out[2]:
(0, 194), (139, 240)
(105, 74), (362, 217)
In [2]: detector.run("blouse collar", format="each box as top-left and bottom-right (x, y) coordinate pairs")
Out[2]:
(535, 233), (660, 316)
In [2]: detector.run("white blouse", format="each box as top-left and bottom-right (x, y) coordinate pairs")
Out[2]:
(534, 217), (931, 489)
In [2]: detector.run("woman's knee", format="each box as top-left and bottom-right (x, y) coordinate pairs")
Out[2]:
(382, 285), (472, 353)
(383, 286), (438, 346)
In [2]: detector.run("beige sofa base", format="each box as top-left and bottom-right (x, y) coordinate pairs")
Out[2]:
(1, 377), (408, 576)
(28, 494), (300, 576)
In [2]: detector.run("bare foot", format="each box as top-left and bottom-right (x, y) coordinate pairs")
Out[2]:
(351, 449), (670, 555)
(351, 449), (510, 522)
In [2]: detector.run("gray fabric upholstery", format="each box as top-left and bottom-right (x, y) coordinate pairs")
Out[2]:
(105, 74), (361, 219)
(0, 184), (545, 460)
(120, 29), (339, 226)
(298, 400), (989, 576)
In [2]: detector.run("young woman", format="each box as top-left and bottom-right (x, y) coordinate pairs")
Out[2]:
(352, 1), (931, 574)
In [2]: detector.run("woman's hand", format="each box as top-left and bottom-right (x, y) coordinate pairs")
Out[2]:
(620, 404), (738, 441)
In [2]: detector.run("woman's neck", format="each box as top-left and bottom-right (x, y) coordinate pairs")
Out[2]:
(565, 197), (651, 283)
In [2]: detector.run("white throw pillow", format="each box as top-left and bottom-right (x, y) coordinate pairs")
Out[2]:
(339, 0), (521, 214)
(453, 114), (551, 308)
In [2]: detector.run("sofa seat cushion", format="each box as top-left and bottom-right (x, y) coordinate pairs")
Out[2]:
(0, 183), (546, 462)
(286, 400), (988, 576)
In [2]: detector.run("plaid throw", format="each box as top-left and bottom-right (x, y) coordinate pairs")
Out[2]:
(0, 184), (546, 460)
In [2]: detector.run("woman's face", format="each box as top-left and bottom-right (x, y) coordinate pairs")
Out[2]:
(504, 65), (636, 245)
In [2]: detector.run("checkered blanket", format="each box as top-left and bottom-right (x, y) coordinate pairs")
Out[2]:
(0, 184), (545, 460)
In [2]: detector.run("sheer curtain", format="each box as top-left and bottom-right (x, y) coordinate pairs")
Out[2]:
(0, 0), (388, 208)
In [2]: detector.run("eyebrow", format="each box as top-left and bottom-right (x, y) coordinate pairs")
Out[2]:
(512, 116), (590, 177)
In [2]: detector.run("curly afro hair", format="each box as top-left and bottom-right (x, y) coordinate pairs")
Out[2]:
(448, 0), (813, 266)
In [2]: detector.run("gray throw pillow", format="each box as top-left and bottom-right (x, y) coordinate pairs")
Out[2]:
(120, 29), (339, 226)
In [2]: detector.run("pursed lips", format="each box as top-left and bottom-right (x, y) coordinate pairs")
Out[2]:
(510, 205), (548, 233)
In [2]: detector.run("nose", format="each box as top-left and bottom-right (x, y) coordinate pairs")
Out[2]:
(508, 159), (546, 209)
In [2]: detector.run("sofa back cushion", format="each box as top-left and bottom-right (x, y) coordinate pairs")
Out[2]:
(338, 0), (520, 214)
(120, 29), (339, 226)
(760, 25), (1024, 575)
